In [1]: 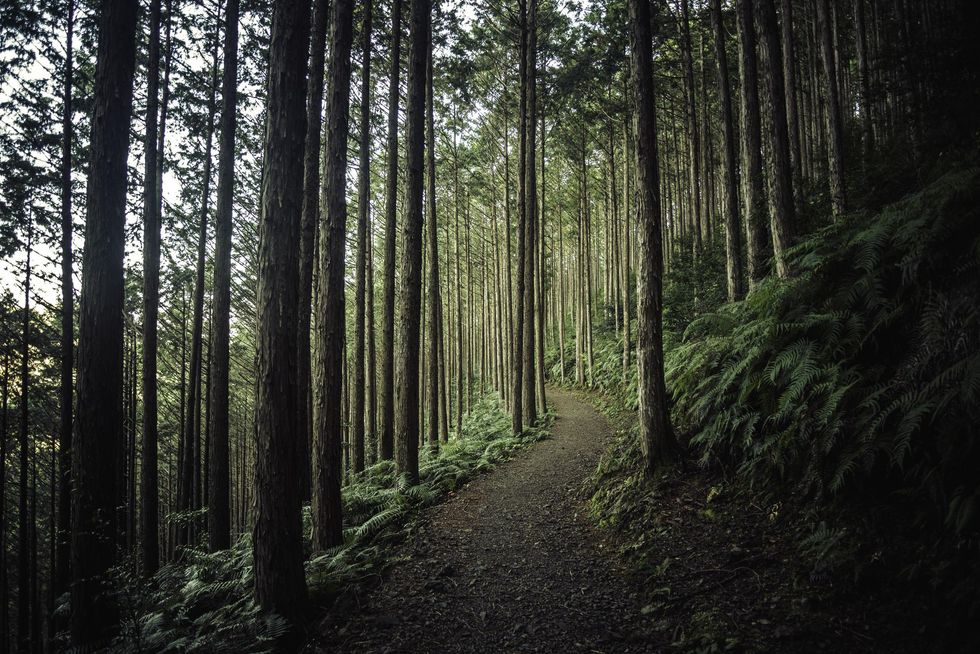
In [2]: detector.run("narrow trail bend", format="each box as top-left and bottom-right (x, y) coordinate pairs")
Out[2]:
(317, 388), (655, 653)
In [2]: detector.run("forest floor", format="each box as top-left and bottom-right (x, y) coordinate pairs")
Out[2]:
(311, 388), (931, 654)
(312, 387), (655, 653)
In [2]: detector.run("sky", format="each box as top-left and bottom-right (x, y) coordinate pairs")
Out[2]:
(0, 0), (589, 312)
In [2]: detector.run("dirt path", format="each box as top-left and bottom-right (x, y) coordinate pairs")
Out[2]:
(316, 388), (655, 653)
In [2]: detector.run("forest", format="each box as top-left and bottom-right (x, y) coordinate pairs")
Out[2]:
(0, 0), (978, 651)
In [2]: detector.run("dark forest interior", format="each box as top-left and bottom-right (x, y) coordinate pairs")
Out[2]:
(0, 0), (979, 651)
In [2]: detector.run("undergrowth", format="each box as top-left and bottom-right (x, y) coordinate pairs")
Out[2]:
(90, 396), (548, 653)
(553, 164), (980, 629)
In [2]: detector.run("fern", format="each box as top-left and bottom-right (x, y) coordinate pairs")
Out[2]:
(656, 165), (980, 525)
(108, 395), (547, 652)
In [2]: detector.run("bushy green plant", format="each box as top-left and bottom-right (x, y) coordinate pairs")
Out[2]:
(668, 167), (980, 514)
(581, 165), (980, 621)
(110, 396), (548, 652)
(663, 235), (729, 334)
(663, 166), (980, 614)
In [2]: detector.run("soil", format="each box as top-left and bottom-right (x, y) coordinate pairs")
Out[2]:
(313, 388), (655, 653)
(311, 387), (971, 653)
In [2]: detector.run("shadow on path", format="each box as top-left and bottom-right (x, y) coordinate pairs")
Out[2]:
(314, 388), (655, 653)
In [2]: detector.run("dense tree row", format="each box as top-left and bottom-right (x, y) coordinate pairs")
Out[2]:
(0, 0), (970, 648)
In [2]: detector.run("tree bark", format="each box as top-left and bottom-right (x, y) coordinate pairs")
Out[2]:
(313, 0), (354, 551)
(711, 0), (745, 301)
(1, 312), (9, 654)
(141, 0), (161, 574)
(0, 329), (9, 654)
(512, 0), (528, 435)
(71, 0), (138, 643)
(353, 0), (374, 473)
(208, 0), (238, 552)
(395, 0), (430, 483)
(736, 0), (769, 286)
(17, 217), (32, 651)
(367, 215), (378, 462)
(622, 118), (631, 376)
(780, 0), (804, 214)
(426, 29), (441, 451)
(502, 96), (514, 410)
(522, 0), (538, 427)
(680, 0), (703, 252)
(380, 0), (403, 462)
(180, 26), (219, 547)
(757, 0), (795, 277)
(629, 0), (677, 475)
(854, 0), (873, 162)
(536, 98), (547, 416)
(453, 128), (464, 430)
(817, 0), (847, 219)
(297, 0), (330, 504)
(253, 0), (311, 620)
(56, 0), (75, 594)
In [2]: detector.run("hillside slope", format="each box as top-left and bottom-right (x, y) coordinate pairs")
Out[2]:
(577, 165), (980, 652)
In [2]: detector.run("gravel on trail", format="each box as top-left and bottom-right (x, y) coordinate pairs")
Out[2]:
(315, 388), (657, 653)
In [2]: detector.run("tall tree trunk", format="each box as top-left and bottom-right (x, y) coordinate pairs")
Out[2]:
(711, 0), (745, 301)
(536, 99), (546, 416)
(574, 213), (580, 379)
(154, 21), (174, 547)
(425, 30), (440, 450)
(71, 0), (138, 643)
(736, 0), (769, 286)
(629, 0), (677, 474)
(1, 312), (10, 654)
(380, 0), (403, 462)
(817, 0), (847, 219)
(513, 0), (528, 435)
(465, 195), (473, 413)
(353, 0), (373, 474)
(55, 0), (75, 595)
(47, 413), (56, 646)
(202, 322), (212, 508)
(28, 454), (38, 652)
(522, 0), (538, 427)
(680, 0), (703, 252)
(395, 0), (430, 483)
(453, 135), (464, 431)
(557, 208), (566, 382)
(17, 217), (33, 652)
(180, 28), (219, 547)
(140, 0), (161, 575)
(622, 117), (631, 377)
(757, 0), (795, 277)
(502, 97), (514, 410)
(253, 0), (311, 620)
(127, 327), (138, 550)
(175, 284), (187, 558)
(367, 218), (378, 462)
(854, 0), (873, 162)
(582, 140), (595, 383)
(437, 256), (450, 442)
(781, 0), (804, 214)
(208, 0), (238, 552)
(313, 0), (354, 551)
(298, 0), (330, 504)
